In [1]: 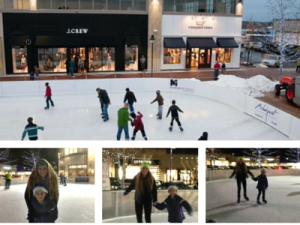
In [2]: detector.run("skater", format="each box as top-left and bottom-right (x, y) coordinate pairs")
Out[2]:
(27, 185), (58, 222)
(297, 58), (300, 72)
(5, 172), (12, 190)
(117, 103), (132, 141)
(130, 111), (147, 141)
(166, 100), (184, 132)
(30, 70), (35, 81)
(25, 159), (59, 223)
(124, 88), (137, 114)
(198, 132), (208, 140)
(96, 87), (111, 122)
(140, 55), (146, 71)
(44, 82), (55, 110)
(153, 185), (192, 223)
(62, 174), (67, 186)
(22, 117), (44, 141)
(70, 59), (75, 78)
(253, 168), (268, 205)
(213, 61), (220, 80)
(96, 88), (104, 116)
(79, 57), (85, 74)
(230, 157), (254, 203)
(124, 163), (157, 223)
(59, 173), (63, 185)
(221, 62), (226, 75)
(34, 66), (39, 80)
(150, 90), (164, 119)
(65, 58), (70, 75)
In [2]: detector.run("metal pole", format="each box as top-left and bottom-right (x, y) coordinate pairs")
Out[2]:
(151, 42), (153, 77)
(169, 149), (173, 181)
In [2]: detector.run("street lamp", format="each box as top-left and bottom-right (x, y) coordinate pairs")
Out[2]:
(169, 148), (173, 182)
(150, 35), (155, 77)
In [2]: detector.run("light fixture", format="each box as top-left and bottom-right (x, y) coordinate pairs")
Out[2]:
(244, 158), (250, 161)
(150, 35), (155, 43)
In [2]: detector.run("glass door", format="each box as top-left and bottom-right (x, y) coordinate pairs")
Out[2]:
(199, 48), (211, 68)
(70, 48), (86, 73)
(190, 48), (199, 69)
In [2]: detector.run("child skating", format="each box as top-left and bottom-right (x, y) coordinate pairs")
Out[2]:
(253, 168), (268, 205)
(153, 185), (192, 223)
(27, 185), (58, 223)
(21, 117), (44, 141)
(166, 100), (184, 132)
(130, 111), (147, 141)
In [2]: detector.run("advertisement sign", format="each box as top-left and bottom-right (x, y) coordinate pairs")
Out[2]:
(170, 79), (195, 93)
(102, 162), (110, 190)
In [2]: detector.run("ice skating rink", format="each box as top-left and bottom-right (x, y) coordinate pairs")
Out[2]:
(0, 91), (291, 140)
(206, 176), (300, 222)
(0, 183), (95, 223)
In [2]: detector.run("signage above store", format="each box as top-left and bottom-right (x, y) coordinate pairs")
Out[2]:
(66, 28), (89, 34)
(188, 21), (213, 30)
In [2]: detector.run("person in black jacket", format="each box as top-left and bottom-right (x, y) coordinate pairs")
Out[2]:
(154, 185), (192, 223)
(198, 132), (208, 140)
(124, 163), (157, 223)
(230, 157), (254, 203)
(96, 88), (111, 122)
(166, 100), (184, 132)
(124, 88), (137, 114)
(253, 168), (268, 205)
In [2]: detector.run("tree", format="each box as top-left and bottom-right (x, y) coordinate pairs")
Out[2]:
(285, 148), (300, 163)
(206, 148), (222, 169)
(244, 148), (276, 167)
(0, 149), (12, 165)
(22, 149), (41, 169)
(266, 0), (300, 78)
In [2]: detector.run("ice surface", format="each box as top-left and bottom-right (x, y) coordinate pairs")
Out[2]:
(0, 183), (95, 223)
(103, 212), (198, 223)
(206, 176), (300, 222)
(206, 75), (278, 97)
(0, 91), (290, 140)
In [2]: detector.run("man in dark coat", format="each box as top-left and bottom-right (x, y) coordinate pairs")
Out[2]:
(124, 88), (137, 114)
(253, 168), (268, 204)
(96, 88), (110, 122)
(166, 100), (184, 132)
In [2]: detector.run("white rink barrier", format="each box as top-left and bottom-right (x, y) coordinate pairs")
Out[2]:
(0, 78), (299, 139)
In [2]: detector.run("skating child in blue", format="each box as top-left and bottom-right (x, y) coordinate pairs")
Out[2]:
(27, 185), (58, 223)
(153, 185), (192, 223)
(252, 168), (268, 205)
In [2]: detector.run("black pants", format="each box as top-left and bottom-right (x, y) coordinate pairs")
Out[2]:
(237, 178), (247, 198)
(29, 137), (38, 141)
(297, 66), (300, 72)
(46, 97), (54, 108)
(170, 117), (181, 127)
(135, 201), (152, 223)
(101, 103), (104, 113)
(257, 189), (265, 200)
(133, 128), (146, 138)
(5, 179), (11, 189)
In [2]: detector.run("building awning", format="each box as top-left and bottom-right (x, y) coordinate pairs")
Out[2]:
(125, 36), (141, 46)
(187, 38), (217, 48)
(164, 38), (186, 48)
(217, 38), (239, 48)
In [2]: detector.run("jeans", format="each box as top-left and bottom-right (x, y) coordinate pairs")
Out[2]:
(170, 117), (181, 127)
(117, 126), (129, 140)
(158, 105), (163, 118)
(221, 68), (226, 74)
(5, 179), (11, 189)
(129, 103), (134, 113)
(70, 67), (74, 77)
(135, 201), (152, 223)
(237, 178), (247, 198)
(257, 189), (265, 201)
(214, 69), (219, 80)
(103, 104), (109, 120)
(35, 73), (39, 80)
(46, 97), (54, 108)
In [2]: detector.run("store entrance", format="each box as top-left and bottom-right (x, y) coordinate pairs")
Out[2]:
(186, 48), (211, 69)
(70, 47), (86, 73)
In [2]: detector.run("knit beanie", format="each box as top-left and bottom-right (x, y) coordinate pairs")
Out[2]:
(168, 185), (178, 192)
(238, 157), (244, 161)
(261, 168), (266, 173)
(37, 160), (48, 169)
(33, 185), (48, 196)
(140, 162), (150, 169)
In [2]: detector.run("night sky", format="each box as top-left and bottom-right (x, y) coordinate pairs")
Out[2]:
(212, 148), (291, 157)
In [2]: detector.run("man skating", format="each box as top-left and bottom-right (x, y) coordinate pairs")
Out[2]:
(96, 87), (111, 122)
(124, 88), (137, 114)
(5, 172), (12, 190)
(150, 90), (164, 119)
(117, 103), (132, 141)
(166, 100), (184, 132)
(21, 117), (44, 141)
(44, 83), (54, 110)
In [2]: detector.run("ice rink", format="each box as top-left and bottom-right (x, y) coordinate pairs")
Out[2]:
(0, 183), (95, 223)
(206, 176), (300, 222)
(0, 91), (290, 140)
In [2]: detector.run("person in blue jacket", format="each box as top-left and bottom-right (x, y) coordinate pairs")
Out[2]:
(153, 185), (192, 223)
(21, 117), (44, 141)
(253, 168), (268, 205)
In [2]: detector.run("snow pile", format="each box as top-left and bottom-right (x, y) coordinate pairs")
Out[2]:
(254, 63), (268, 68)
(206, 75), (279, 97)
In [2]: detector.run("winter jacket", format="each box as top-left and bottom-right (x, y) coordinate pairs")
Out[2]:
(222, 63), (226, 69)
(131, 112), (144, 130)
(230, 165), (253, 180)
(166, 105), (183, 118)
(253, 174), (268, 190)
(214, 63), (220, 70)
(124, 91), (137, 104)
(151, 94), (164, 106)
(124, 175), (157, 204)
(6, 173), (12, 180)
(98, 89), (110, 104)
(118, 108), (132, 127)
(22, 123), (44, 140)
(154, 195), (192, 223)
(45, 86), (52, 97)
(297, 60), (300, 66)
(29, 195), (58, 223)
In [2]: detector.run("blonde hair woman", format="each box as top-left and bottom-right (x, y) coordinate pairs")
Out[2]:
(124, 163), (157, 223)
(25, 159), (59, 222)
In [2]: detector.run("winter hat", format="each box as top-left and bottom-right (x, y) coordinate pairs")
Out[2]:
(33, 185), (48, 196)
(140, 162), (150, 169)
(261, 168), (266, 173)
(168, 185), (178, 192)
(238, 157), (244, 161)
(37, 160), (48, 169)
(96, 88), (100, 91)
(156, 90), (160, 94)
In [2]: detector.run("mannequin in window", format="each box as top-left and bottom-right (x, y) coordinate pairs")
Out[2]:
(21, 55), (26, 70)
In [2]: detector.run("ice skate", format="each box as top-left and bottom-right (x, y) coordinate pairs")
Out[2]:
(169, 126), (173, 132)
(144, 136), (148, 140)
(44, 107), (49, 110)
(263, 199), (267, 204)
(103, 118), (109, 122)
(131, 136), (136, 141)
(237, 197), (240, 203)
(257, 200), (261, 205)
(244, 195), (249, 201)
(179, 126), (184, 132)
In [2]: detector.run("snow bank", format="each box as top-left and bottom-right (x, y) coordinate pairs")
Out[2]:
(206, 75), (279, 97)
(254, 63), (268, 68)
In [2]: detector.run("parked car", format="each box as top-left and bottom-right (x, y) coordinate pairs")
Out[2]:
(161, 181), (191, 190)
(252, 42), (263, 51)
(262, 55), (280, 67)
(110, 177), (122, 190)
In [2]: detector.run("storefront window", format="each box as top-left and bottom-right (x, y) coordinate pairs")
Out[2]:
(108, 0), (119, 10)
(37, 0), (51, 9)
(125, 45), (138, 70)
(80, 0), (93, 9)
(66, 0), (79, 9)
(38, 48), (67, 72)
(88, 47), (115, 72)
(69, 165), (87, 176)
(215, 0), (235, 14)
(12, 47), (27, 73)
(94, 0), (106, 9)
(134, 0), (146, 10)
(164, 48), (181, 64)
(52, 0), (65, 9)
(164, 0), (175, 11)
(121, 0), (133, 10)
(216, 48), (231, 63)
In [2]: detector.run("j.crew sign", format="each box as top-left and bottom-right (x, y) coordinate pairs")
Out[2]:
(66, 28), (88, 34)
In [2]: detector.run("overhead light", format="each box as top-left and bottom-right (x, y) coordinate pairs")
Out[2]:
(267, 158), (274, 161)
(244, 158), (250, 161)
(3, 166), (11, 170)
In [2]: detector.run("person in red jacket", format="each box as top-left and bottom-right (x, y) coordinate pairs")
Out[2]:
(44, 83), (54, 110)
(213, 61), (221, 81)
(130, 111), (147, 141)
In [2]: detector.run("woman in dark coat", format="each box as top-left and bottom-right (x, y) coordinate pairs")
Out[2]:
(230, 157), (254, 203)
(124, 163), (157, 223)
